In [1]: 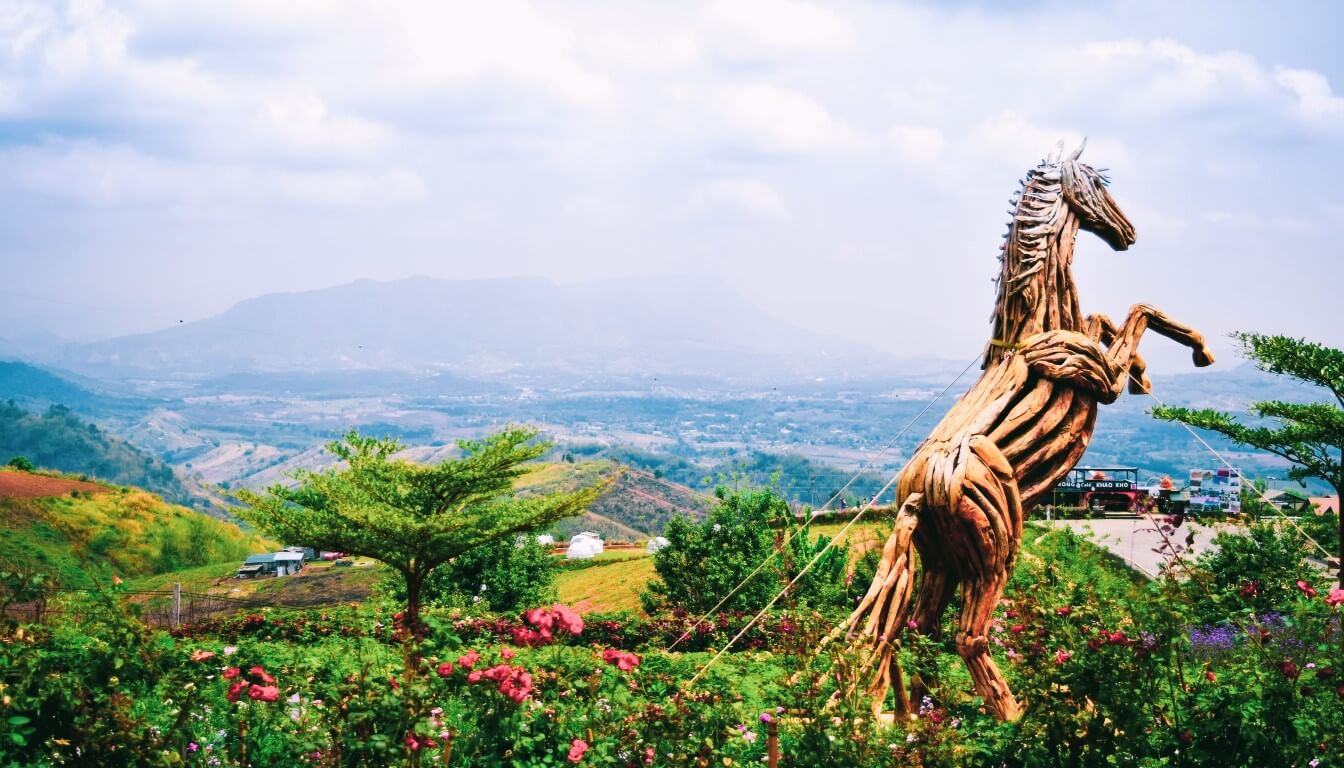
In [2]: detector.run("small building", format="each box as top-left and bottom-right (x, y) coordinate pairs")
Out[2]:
(236, 550), (305, 579)
(566, 532), (604, 560)
(273, 551), (304, 576)
(536, 534), (556, 547)
(237, 553), (277, 579)
(646, 536), (670, 554)
(284, 546), (317, 561)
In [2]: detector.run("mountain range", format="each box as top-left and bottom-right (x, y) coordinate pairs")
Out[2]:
(33, 275), (896, 384)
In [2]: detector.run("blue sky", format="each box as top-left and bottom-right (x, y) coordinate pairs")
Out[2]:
(1, 0), (1340, 368)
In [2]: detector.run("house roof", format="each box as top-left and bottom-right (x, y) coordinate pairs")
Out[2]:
(244, 554), (277, 564)
(273, 551), (304, 561)
(1311, 496), (1339, 515)
(236, 564), (264, 573)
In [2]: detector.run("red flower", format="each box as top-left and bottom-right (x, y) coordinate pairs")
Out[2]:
(190, 649), (216, 662)
(388, 676), (399, 689)
(1009, 624), (1025, 634)
(1005, 609), (1019, 619)
(1054, 650), (1071, 665)
(1239, 581), (1259, 598)
(225, 680), (247, 702)
(1326, 588), (1344, 607)
(501, 647), (516, 660)
(567, 738), (589, 763)
(1279, 659), (1301, 680)
(222, 667), (241, 680)
(436, 661), (454, 677)
(248, 684), (280, 702)
(552, 604), (584, 636)
(248, 666), (276, 684)
(1316, 667), (1335, 680)
(1087, 636), (1105, 652)
(458, 650), (480, 669)
(405, 733), (421, 752)
(601, 648), (641, 671)
(1107, 630), (1131, 647)
(1205, 671), (1216, 683)
(466, 670), (483, 684)
(524, 607), (556, 632)
(1178, 731), (1193, 746)
(1297, 580), (1318, 598)
(1055, 605), (1072, 616)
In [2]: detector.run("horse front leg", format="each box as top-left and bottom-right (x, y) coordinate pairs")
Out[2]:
(1097, 304), (1215, 397)
(1084, 313), (1151, 395)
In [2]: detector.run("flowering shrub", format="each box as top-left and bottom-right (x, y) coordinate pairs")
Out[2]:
(3, 525), (1342, 767)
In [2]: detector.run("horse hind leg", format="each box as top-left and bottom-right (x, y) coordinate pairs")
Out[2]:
(952, 435), (1025, 721)
(841, 493), (923, 719)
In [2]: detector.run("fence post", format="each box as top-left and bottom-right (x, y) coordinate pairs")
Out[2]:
(172, 582), (181, 628)
(767, 716), (779, 768)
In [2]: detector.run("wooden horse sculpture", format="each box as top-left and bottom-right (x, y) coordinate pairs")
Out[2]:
(839, 142), (1215, 721)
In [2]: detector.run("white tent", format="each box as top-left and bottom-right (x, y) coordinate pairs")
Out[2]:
(566, 532), (604, 560)
(536, 534), (556, 547)
(645, 536), (670, 554)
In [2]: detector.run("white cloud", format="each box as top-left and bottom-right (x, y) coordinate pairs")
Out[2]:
(701, 0), (853, 51)
(716, 83), (851, 154)
(888, 124), (944, 165)
(693, 177), (787, 219)
(1275, 68), (1344, 125)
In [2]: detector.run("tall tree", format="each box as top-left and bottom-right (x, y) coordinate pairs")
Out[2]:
(1151, 333), (1343, 586)
(234, 427), (607, 629)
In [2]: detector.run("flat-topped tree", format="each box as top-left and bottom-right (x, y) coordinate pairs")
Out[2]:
(234, 427), (607, 632)
(1153, 333), (1343, 587)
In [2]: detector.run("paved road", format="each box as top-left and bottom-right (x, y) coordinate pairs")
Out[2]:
(1044, 517), (1229, 577)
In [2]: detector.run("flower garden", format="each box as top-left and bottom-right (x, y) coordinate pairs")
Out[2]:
(3, 519), (1341, 767)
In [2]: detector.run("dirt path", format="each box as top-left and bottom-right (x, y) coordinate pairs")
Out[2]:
(0, 470), (107, 498)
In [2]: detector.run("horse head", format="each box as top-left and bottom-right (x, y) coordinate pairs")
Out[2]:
(1058, 140), (1136, 251)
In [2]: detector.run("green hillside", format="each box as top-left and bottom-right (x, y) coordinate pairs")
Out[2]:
(0, 400), (196, 505)
(0, 469), (271, 587)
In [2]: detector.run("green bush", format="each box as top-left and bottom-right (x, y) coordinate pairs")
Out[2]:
(386, 536), (557, 613)
(641, 486), (850, 615)
(6, 455), (35, 471)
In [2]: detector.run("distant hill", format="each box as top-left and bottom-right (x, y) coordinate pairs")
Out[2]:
(0, 469), (270, 586)
(0, 401), (197, 506)
(48, 276), (894, 383)
(0, 360), (146, 413)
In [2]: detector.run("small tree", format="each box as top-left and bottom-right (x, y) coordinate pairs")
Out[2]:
(6, 456), (35, 472)
(1152, 333), (1343, 586)
(641, 486), (849, 614)
(234, 427), (606, 630)
(386, 535), (557, 613)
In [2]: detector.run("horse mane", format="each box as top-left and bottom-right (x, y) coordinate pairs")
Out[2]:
(984, 157), (1081, 368)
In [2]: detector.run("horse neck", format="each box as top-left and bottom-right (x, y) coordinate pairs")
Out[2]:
(985, 207), (1084, 367)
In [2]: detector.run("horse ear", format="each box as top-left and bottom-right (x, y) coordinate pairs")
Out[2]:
(1046, 140), (1064, 164)
(1069, 137), (1087, 161)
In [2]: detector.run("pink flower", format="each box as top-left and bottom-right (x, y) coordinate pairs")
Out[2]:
(759, 712), (773, 724)
(249, 666), (276, 684)
(552, 604), (584, 635)
(1010, 624), (1025, 634)
(600, 648), (640, 671)
(436, 661), (454, 677)
(466, 670), (483, 684)
(1054, 650), (1071, 665)
(524, 607), (556, 632)
(225, 680), (247, 702)
(567, 738), (588, 763)
(1325, 588), (1344, 607)
(458, 650), (480, 669)
(222, 667), (241, 680)
(1297, 580), (1319, 598)
(1205, 671), (1216, 683)
(248, 684), (280, 702)
(501, 647), (516, 660)
(190, 649), (216, 662)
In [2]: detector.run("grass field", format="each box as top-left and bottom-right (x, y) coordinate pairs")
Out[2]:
(555, 555), (655, 614)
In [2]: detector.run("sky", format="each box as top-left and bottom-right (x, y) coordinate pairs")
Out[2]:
(1, 0), (1341, 369)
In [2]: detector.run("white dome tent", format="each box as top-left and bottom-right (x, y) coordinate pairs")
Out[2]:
(535, 534), (555, 547)
(645, 536), (670, 554)
(566, 531), (604, 560)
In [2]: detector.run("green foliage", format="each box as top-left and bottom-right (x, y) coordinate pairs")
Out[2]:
(1152, 332), (1343, 584)
(234, 427), (607, 625)
(1183, 519), (1318, 622)
(387, 536), (557, 613)
(641, 486), (850, 614)
(0, 490), (267, 587)
(0, 401), (193, 504)
(5, 455), (35, 471)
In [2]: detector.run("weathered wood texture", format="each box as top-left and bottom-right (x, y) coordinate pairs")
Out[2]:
(841, 142), (1215, 721)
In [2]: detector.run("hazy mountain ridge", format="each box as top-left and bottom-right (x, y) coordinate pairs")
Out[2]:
(44, 276), (898, 383)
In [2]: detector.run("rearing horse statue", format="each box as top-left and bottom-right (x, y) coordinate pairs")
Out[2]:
(838, 142), (1215, 721)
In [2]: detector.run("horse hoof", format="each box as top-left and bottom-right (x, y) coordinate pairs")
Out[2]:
(1193, 348), (1215, 367)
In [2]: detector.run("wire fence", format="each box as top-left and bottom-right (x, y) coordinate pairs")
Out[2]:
(1, 586), (343, 629)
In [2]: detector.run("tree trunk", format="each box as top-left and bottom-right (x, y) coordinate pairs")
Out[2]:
(405, 570), (425, 638)
(1335, 478), (1342, 589)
